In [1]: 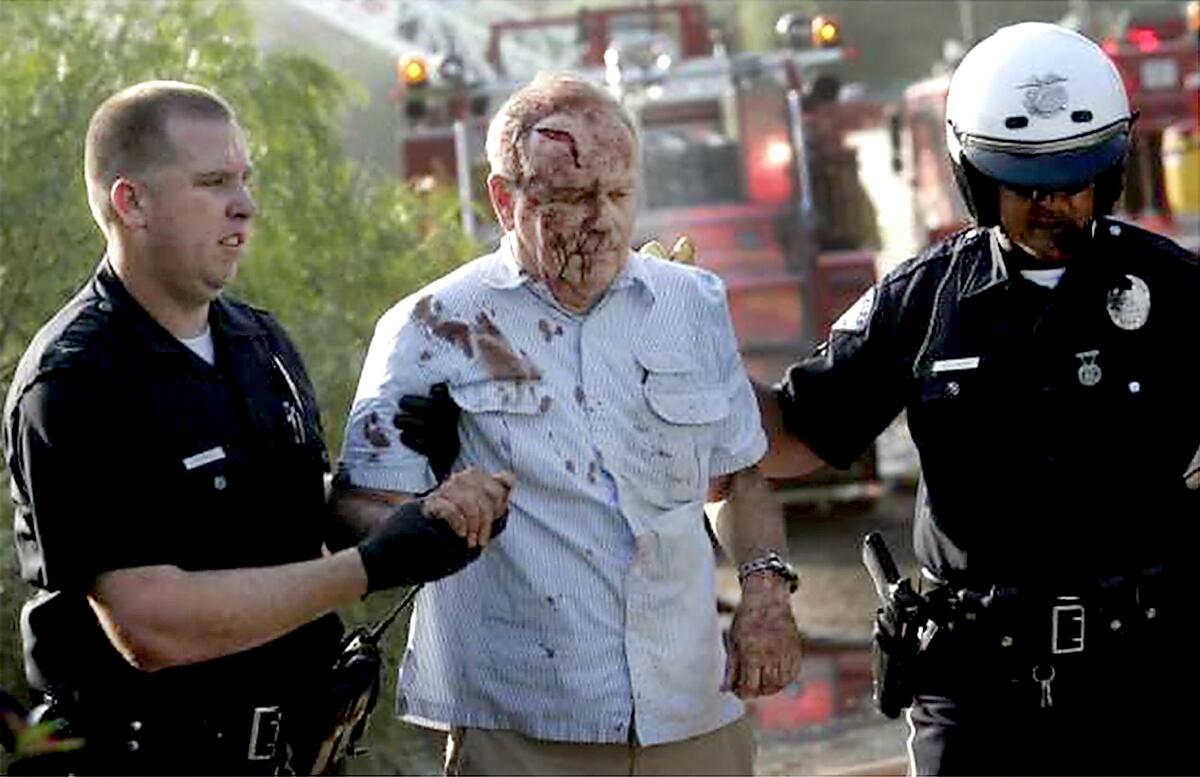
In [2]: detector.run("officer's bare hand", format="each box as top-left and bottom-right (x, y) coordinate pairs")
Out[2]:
(422, 467), (516, 548)
(723, 574), (803, 699)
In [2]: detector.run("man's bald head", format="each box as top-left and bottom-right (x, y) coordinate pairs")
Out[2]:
(485, 72), (637, 184)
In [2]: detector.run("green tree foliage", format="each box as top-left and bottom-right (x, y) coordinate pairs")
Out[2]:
(1, 0), (478, 772)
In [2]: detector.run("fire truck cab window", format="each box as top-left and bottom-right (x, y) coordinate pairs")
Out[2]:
(642, 123), (744, 209)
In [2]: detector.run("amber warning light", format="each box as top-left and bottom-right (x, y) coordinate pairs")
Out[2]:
(399, 56), (429, 87)
(812, 16), (840, 47)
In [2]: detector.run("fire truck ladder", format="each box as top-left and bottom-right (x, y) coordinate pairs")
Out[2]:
(285, 0), (573, 81)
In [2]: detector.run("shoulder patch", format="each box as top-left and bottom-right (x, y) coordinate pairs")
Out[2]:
(831, 286), (877, 334)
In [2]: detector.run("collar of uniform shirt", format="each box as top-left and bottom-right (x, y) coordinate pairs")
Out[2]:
(960, 227), (1013, 299)
(480, 234), (659, 306)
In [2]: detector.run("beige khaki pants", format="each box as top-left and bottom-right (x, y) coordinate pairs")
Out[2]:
(444, 716), (755, 776)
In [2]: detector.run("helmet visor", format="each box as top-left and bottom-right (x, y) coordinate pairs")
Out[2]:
(962, 131), (1129, 191)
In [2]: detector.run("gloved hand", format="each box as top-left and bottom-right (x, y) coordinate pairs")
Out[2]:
(357, 467), (514, 593)
(395, 383), (461, 482)
(639, 235), (697, 264)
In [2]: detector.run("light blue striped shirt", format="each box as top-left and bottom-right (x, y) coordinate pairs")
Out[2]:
(341, 240), (766, 745)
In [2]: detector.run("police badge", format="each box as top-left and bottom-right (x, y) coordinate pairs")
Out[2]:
(1018, 74), (1069, 118)
(1106, 274), (1151, 331)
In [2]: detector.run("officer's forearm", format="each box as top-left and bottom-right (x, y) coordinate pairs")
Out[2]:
(326, 485), (416, 550)
(708, 466), (788, 566)
(752, 379), (828, 480)
(88, 551), (367, 672)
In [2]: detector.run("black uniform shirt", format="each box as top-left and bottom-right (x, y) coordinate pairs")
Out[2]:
(3, 260), (341, 707)
(779, 219), (1200, 587)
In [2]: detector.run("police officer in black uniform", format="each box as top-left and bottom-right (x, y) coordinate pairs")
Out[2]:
(756, 22), (1199, 776)
(2, 81), (513, 775)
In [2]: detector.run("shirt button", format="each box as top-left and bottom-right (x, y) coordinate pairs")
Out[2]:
(945, 381), (961, 397)
(1128, 381), (1141, 394)
(1109, 224), (1122, 237)
(97, 300), (113, 313)
(213, 475), (227, 491)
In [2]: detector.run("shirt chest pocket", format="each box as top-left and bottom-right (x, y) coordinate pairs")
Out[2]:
(630, 349), (730, 507)
(450, 380), (545, 472)
(914, 358), (1000, 427)
(171, 443), (247, 565)
(180, 444), (238, 493)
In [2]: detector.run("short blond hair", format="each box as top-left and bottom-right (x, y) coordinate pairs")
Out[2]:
(485, 71), (636, 183)
(84, 80), (234, 229)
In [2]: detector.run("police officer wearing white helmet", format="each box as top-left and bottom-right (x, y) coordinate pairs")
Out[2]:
(753, 21), (1199, 775)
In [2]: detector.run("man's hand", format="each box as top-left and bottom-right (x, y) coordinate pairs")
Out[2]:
(357, 467), (514, 593)
(424, 466), (516, 548)
(722, 574), (804, 699)
(395, 383), (461, 481)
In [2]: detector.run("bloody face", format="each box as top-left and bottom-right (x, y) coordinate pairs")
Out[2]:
(507, 108), (639, 312)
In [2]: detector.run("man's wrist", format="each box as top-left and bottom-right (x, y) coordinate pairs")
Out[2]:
(737, 552), (799, 594)
(739, 572), (790, 600)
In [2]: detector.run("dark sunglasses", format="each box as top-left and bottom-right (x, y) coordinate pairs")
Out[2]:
(1003, 180), (1093, 199)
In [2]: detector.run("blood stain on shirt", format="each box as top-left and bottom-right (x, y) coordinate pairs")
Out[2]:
(474, 311), (541, 380)
(412, 295), (473, 358)
(363, 412), (389, 447)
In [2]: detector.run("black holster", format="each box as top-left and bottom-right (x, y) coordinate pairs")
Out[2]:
(305, 628), (384, 775)
(871, 604), (919, 719)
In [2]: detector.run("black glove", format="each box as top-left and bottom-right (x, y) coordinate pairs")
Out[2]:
(357, 500), (507, 594)
(395, 383), (461, 482)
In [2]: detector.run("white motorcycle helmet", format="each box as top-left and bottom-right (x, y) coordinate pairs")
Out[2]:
(945, 22), (1134, 225)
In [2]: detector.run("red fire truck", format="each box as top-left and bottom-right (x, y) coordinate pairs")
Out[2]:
(395, 2), (881, 387)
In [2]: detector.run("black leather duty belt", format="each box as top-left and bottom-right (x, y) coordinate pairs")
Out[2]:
(922, 565), (1172, 658)
(78, 702), (292, 770)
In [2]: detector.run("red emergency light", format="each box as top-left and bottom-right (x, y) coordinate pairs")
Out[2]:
(1127, 26), (1161, 53)
(748, 135), (793, 204)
